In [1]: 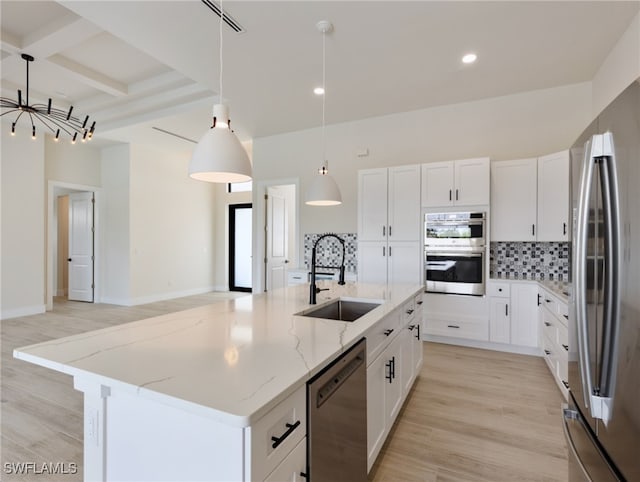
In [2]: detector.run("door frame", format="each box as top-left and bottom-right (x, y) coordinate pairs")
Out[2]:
(228, 203), (253, 292)
(47, 180), (101, 310)
(252, 178), (299, 293)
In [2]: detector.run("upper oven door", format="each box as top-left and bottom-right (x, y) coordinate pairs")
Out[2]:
(425, 212), (485, 248)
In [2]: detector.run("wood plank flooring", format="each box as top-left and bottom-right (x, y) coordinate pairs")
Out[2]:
(2, 295), (567, 481)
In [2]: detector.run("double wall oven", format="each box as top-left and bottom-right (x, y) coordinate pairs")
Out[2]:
(424, 212), (486, 296)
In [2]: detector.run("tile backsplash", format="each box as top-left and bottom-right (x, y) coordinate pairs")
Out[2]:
(490, 241), (569, 281)
(304, 233), (357, 272)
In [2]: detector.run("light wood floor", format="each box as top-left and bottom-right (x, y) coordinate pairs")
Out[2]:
(2, 295), (567, 481)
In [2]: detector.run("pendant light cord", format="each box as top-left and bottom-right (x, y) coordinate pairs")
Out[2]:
(219, 0), (224, 104)
(321, 27), (326, 170)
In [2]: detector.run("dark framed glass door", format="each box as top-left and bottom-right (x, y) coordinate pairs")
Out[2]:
(229, 203), (252, 292)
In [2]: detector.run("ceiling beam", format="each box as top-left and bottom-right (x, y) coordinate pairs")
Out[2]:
(46, 54), (128, 97)
(21, 14), (102, 60)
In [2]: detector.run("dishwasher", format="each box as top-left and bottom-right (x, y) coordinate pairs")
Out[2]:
(307, 337), (367, 482)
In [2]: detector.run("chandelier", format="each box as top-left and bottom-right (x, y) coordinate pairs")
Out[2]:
(1, 53), (95, 143)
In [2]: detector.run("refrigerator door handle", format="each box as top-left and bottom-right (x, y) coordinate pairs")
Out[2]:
(594, 132), (620, 423)
(562, 407), (594, 482)
(575, 136), (597, 413)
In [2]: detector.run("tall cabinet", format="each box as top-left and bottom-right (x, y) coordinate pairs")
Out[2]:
(358, 165), (421, 285)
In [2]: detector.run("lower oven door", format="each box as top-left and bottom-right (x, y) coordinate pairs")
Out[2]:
(425, 250), (485, 295)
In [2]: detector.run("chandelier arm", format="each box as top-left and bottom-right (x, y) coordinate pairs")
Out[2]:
(44, 111), (86, 131)
(0, 109), (21, 117)
(32, 112), (65, 135)
(34, 112), (78, 135)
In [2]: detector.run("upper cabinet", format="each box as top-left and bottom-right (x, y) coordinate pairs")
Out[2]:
(491, 158), (538, 241)
(537, 151), (570, 242)
(358, 165), (421, 242)
(491, 150), (569, 242)
(421, 158), (490, 208)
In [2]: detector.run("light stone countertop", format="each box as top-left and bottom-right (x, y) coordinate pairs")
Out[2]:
(14, 281), (422, 427)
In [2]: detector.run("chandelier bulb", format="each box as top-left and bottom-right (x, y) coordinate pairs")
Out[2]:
(54, 129), (60, 142)
(31, 126), (36, 140)
(72, 132), (77, 144)
(11, 123), (16, 136)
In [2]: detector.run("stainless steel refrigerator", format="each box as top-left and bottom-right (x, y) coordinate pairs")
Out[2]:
(564, 80), (640, 481)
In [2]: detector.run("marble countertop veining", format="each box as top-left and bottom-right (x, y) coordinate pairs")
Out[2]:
(14, 281), (422, 428)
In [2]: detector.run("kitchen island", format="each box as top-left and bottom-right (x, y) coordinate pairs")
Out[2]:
(14, 281), (423, 481)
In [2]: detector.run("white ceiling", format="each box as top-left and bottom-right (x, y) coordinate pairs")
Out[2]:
(2, 1), (639, 151)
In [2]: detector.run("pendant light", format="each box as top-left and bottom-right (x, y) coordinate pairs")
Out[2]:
(189, 0), (252, 183)
(305, 20), (342, 206)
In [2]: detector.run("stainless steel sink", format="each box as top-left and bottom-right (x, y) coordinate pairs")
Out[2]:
(297, 299), (382, 322)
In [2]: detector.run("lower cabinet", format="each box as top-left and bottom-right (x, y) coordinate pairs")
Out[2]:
(539, 286), (569, 399)
(487, 281), (538, 349)
(263, 437), (307, 482)
(366, 295), (423, 472)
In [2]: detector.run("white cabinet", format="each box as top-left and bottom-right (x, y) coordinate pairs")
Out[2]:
(411, 293), (424, 376)
(424, 293), (489, 341)
(358, 165), (421, 285)
(365, 294), (421, 472)
(263, 437), (307, 482)
(491, 158), (538, 241)
(539, 286), (569, 399)
(287, 270), (307, 286)
(421, 158), (490, 207)
(537, 151), (570, 242)
(488, 281), (539, 348)
(491, 151), (569, 242)
(510, 282), (539, 347)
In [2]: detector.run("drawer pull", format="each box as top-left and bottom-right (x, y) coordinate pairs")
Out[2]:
(546, 299), (552, 303)
(300, 472), (308, 479)
(562, 344), (569, 351)
(408, 324), (415, 331)
(416, 300), (423, 305)
(447, 324), (460, 329)
(544, 349), (551, 356)
(383, 328), (394, 336)
(562, 380), (569, 389)
(406, 309), (414, 315)
(563, 314), (569, 320)
(271, 420), (301, 449)
(544, 321), (552, 327)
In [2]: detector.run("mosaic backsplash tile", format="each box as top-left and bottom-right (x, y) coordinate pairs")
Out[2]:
(304, 233), (357, 273)
(490, 242), (569, 281)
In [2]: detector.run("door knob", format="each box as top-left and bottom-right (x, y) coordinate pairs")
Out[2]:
(67, 258), (72, 262)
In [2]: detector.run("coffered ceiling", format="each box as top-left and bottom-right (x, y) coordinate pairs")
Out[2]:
(1, 1), (638, 151)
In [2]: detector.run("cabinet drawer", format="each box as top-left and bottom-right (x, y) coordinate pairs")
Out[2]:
(287, 271), (307, 285)
(365, 310), (401, 365)
(541, 310), (559, 345)
(249, 385), (306, 481)
(402, 298), (416, 325)
(541, 335), (557, 376)
(557, 322), (568, 352)
(425, 318), (489, 341)
(487, 282), (510, 297)
(264, 436), (307, 482)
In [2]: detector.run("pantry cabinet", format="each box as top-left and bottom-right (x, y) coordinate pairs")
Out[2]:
(421, 158), (490, 207)
(358, 166), (422, 285)
(491, 150), (569, 242)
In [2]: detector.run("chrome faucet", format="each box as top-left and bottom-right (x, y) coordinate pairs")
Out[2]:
(309, 233), (346, 304)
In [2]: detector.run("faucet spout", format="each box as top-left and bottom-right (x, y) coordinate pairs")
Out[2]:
(309, 233), (347, 304)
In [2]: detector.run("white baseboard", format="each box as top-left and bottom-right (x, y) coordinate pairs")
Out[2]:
(1, 304), (46, 320)
(423, 334), (542, 357)
(211, 285), (229, 292)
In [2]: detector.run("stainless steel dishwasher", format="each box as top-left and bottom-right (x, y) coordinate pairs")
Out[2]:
(307, 337), (367, 482)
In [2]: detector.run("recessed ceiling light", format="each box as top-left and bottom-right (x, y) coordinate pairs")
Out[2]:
(462, 53), (477, 64)
(314, 87), (325, 95)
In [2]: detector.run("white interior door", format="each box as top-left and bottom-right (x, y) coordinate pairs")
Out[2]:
(68, 192), (94, 302)
(266, 187), (288, 291)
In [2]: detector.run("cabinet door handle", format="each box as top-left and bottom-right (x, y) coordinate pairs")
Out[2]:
(383, 246), (386, 257)
(544, 349), (551, 356)
(455, 189), (459, 201)
(385, 359), (393, 383)
(271, 420), (301, 449)
(537, 294), (542, 306)
(389, 225), (392, 236)
(449, 189), (452, 201)
(384, 328), (394, 336)
(562, 344), (569, 351)
(389, 246), (392, 256)
(415, 324), (421, 340)
(391, 356), (396, 380)
(563, 222), (567, 236)
(447, 324), (460, 329)
(505, 304), (509, 316)
(383, 225), (386, 236)
(532, 224), (536, 236)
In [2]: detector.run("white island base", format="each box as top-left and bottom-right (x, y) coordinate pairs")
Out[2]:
(15, 282), (424, 481)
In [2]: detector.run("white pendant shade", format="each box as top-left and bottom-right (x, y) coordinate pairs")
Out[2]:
(188, 108), (252, 183)
(305, 171), (342, 206)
